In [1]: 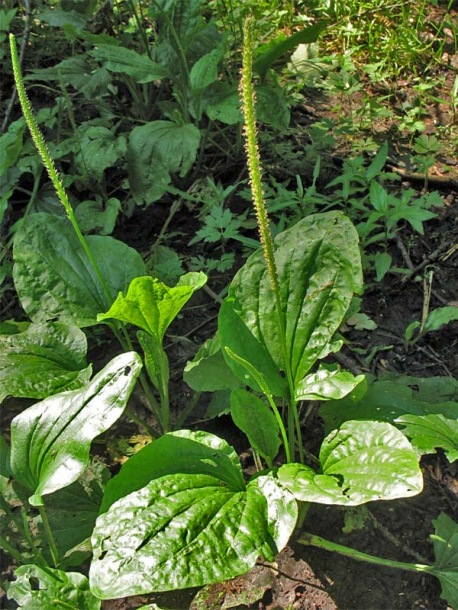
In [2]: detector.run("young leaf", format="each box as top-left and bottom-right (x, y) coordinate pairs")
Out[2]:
(294, 364), (364, 402)
(13, 213), (147, 327)
(0, 322), (91, 402)
(230, 388), (281, 466)
(423, 306), (458, 335)
(10, 352), (142, 506)
(97, 273), (207, 340)
(225, 212), (362, 388)
(91, 469), (296, 597)
(396, 414), (458, 462)
(278, 420), (423, 505)
(431, 513), (458, 609)
(8, 565), (100, 610)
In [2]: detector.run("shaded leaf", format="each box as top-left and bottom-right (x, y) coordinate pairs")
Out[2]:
(431, 513), (458, 609)
(396, 414), (458, 462)
(230, 388), (281, 465)
(8, 565), (100, 610)
(13, 214), (146, 327)
(91, 45), (169, 82)
(10, 352), (142, 506)
(254, 22), (328, 81)
(0, 322), (91, 402)
(320, 374), (458, 433)
(100, 430), (245, 513)
(278, 420), (423, 505)
(184, 334), (241, 392)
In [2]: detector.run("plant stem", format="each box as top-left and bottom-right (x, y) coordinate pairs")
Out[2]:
(299, 532), (436, 575)
(38, 505), (60, 568)
(9, 34), (112, 310)
(0, 535), (26, 564)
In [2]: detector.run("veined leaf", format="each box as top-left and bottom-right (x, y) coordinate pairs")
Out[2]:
(91, 45), (169, 82)
(183, 334), (241, 392)
(0, 322), (91, 403)
(224, 212), (362, 388)
(10, 352), (142, 506)
(127, 120), (201, 204)
(13, 213), (146, 327)
(396, 414), (458, 462)
(321, 374), (458, 433)
(294, 364), (364, 402)
(230, 388), (280, 466)
(8, 565), (100, 610)
(278, 420), (423, 506)
(431, 513), (458, 609)
(100, 429), (245, 512)
(97, 273), (206, 339)
(91, 431), (297, 597)
(219, 300), (289, 399)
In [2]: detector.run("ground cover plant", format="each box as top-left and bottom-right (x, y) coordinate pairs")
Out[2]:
(1, 1), (458, 609)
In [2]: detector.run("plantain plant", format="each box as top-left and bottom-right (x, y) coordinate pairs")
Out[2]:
(2, 20), (458, 610)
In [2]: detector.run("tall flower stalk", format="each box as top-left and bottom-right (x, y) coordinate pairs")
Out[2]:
(9, 34), (112, 307)
(239, 19), (303, 461)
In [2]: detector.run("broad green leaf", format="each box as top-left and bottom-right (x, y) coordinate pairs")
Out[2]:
(218, 299), (289, 399)
(75, 197), (121, 235)
(205, 82), (242, 125)
(320, 374), (458, 433)
(230, 389), (280, 466)
(44, 460), (110, 568)
(74, 126), (127, 179)
(127, 120), (201, 204)
(255, 85), (290, 130)
(373, 251), (392, 282)
(10, 352), (142, 506)
(100, 430), (245, 513)
(424, 306), (458, 334)
(278, 420), (423, 506)
(97, 273), (206, 340)
(13, 213), (146, 327)
(431, 513), (458, 609)
(254, 22), (328, 82)
(225, 212), (362, 388)
(0, 322), (91, 403)
(90, 469), (297, 597)
(91, 44), (169, 82)
(396, 414), (458, 462)
(0, 118), (26, 173)
(183, 334), (241, 392)
(8, 565), (100, 610)
(294, 364), (364, 402)
(190, 48), (222, 90)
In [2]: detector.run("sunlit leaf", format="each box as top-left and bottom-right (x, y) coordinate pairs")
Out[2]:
(278, 420), (423, 505)
(10, 352), (142, 506)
